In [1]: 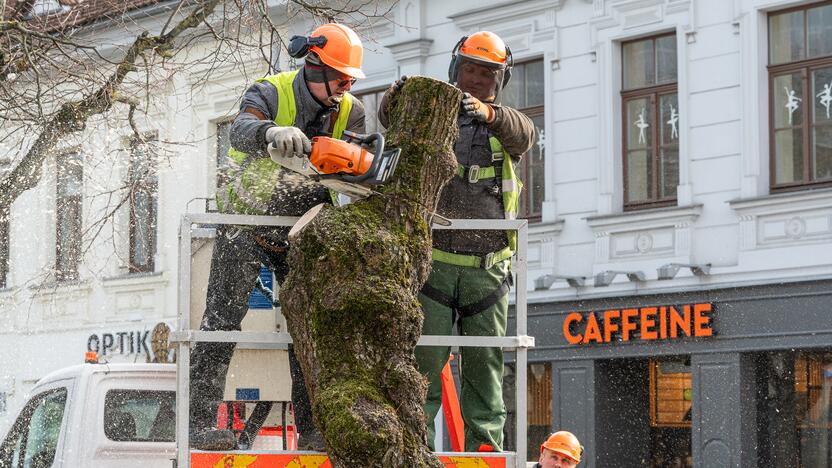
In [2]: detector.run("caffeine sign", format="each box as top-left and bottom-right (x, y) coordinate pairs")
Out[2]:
(563, 302), (714, 345)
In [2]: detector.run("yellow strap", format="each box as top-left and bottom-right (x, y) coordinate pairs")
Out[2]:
(431, 246), (513, 269)
(455, 164), (497, 181)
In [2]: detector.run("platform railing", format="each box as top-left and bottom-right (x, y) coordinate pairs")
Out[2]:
(171, 212), (532, 468)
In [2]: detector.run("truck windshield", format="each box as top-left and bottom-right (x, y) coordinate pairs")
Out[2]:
(104, 389), (175, 442)
(0, 387), (67, 468)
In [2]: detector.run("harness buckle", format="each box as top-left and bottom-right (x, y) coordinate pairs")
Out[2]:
(468, 165), (481, 183)
(491, 151), (504, 162)
(482, 251), (495, 268)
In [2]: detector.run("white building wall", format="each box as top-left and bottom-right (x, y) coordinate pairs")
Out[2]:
(1, 0), (831, 431)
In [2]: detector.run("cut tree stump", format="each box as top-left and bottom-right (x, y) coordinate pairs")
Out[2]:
(280, 76), (461, 467)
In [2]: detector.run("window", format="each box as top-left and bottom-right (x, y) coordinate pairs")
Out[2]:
(768, 2), (832, 191)
(128, 139), (157, 273)
(0, 206), (8, 289)
(104, 389), (176, 442)
(56, 152), (82, 281)
(354, 88), (388, 134)
(621, 34), (679, 210)
(650, 359), (692, 428)
(500, 59), (545, 219)
(0, 388), (68, 468)
(502, 361), (552, 461)
(215, 120), (233, 191)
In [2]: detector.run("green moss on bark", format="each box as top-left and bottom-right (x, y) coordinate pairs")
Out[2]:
(280, 77), (461, 467)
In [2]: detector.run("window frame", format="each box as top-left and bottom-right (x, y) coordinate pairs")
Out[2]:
(500, 57), (546, 221)
(127, 137), (158, 274)
(767, 1), (832, 192)
(0, 206), (8, 289)
(55, 151), (82, 282)
(518, 104), (545, 222)
(353, 86), (389, 135)
(620, 33), (679, 211)
(215, 118), (234, 192)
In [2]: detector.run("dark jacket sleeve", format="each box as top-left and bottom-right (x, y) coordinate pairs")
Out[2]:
(377, 85), (395, 129)
(229, 81), (279, 155)
(486, 105), (535, 161)
(346, 95), (366, 134)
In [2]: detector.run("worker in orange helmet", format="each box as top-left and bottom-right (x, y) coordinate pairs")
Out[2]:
(535, 431), (584, 468)
(379, 30), (535, 452)
(190, 23), (366, 452)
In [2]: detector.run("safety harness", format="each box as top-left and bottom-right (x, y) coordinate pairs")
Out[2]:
(422, 136), (523, 316)
(217, 69), (352, 215)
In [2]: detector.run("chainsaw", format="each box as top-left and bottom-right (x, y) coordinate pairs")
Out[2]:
(268, 130), (401, 199)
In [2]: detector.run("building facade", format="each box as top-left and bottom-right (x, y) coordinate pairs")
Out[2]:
(1, 0), (831, 466)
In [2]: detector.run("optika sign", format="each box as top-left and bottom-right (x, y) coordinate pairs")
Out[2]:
(563, 302), (714, 345)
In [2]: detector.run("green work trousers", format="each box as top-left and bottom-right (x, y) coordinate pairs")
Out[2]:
(416, 258), (510, 452)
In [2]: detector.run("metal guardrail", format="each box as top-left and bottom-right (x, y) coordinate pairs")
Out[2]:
(172, 212), (532, 468)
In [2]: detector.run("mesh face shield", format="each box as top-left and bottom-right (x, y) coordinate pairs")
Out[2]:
(453, 56), (507, 103)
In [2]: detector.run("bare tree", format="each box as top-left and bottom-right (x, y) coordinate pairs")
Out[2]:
(0, 0), (394, 281)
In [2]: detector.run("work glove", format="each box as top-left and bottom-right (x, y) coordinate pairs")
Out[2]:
(266, 126), (312, 160)
(461, 92), (495, 123)
(389, 75), (408, 98)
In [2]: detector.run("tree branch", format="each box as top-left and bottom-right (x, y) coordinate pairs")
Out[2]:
(0, 0), (223, 209)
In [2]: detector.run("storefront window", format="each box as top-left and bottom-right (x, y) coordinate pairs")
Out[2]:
(503, 361), (552, 461)
(755, 351), (832, 466)
(649, 358), (692, 467)
(795, 353), (832, 466)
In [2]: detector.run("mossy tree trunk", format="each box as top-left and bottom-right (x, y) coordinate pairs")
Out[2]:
(280, 77), (460, 467)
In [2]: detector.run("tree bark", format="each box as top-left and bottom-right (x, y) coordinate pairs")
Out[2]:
(280, 76), (460, 467)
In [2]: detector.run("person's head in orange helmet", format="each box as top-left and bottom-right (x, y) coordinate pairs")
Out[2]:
(448, 31), (513, 103)
(288, 23), (364, 106)
(536, 431), (583, 468)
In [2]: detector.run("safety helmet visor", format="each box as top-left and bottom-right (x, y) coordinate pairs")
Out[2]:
(454, 56), (505, 103)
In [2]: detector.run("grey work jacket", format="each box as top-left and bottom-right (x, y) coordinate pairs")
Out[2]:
(228, 68), (366, 217)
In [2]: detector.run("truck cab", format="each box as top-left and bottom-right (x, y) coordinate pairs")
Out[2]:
(0, 360), (175, 468)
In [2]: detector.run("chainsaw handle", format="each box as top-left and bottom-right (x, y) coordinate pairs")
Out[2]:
(338, 132), (385, 184)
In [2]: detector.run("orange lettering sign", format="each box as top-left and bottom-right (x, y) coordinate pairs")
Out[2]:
(563, 302), (714, 345)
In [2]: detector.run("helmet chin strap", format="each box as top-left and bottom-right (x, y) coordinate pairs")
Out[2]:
(321, 66), (335, 102)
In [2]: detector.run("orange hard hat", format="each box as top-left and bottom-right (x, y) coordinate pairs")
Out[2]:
(541, 431), (583, 463)
(458, 31), (509, 67)
(308, 23), (365, 79)
(448, 31), (513, 93)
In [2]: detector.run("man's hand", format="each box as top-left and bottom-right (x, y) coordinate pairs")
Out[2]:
(266, 126), (312, 160)
(461, 92), (495, 123)
(390, 75), (408, 98)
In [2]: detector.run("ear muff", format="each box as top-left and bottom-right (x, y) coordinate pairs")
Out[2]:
(288, 35), (328, 59)
(447, 35), (467, 84)
(502, 44), (513, 88)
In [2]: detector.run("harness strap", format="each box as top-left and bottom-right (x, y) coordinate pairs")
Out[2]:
(419, 274), (512, 318)
(457, 274), (512, 318)
(432, 246), (513, 269)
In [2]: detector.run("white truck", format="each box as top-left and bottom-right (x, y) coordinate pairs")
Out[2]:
(0, 361), (176, 468)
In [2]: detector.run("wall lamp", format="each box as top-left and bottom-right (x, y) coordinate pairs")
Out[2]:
(657, 263), (712, 280)
(594, 270), (646, 287)
(534, 274), (587, 290)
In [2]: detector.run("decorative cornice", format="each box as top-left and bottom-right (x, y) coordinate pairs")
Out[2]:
(384, 38), (434, 63)
(586, 204), (702, 231)
(448, 0), (563, 30)
(529, 219), (566, 237)
(728, 188), (832, 214)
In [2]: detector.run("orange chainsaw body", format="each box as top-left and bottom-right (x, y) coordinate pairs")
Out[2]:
(309, 136), (374, 176)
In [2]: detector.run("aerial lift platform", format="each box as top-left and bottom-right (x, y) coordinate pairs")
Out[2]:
(171, 212), (533, 468)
